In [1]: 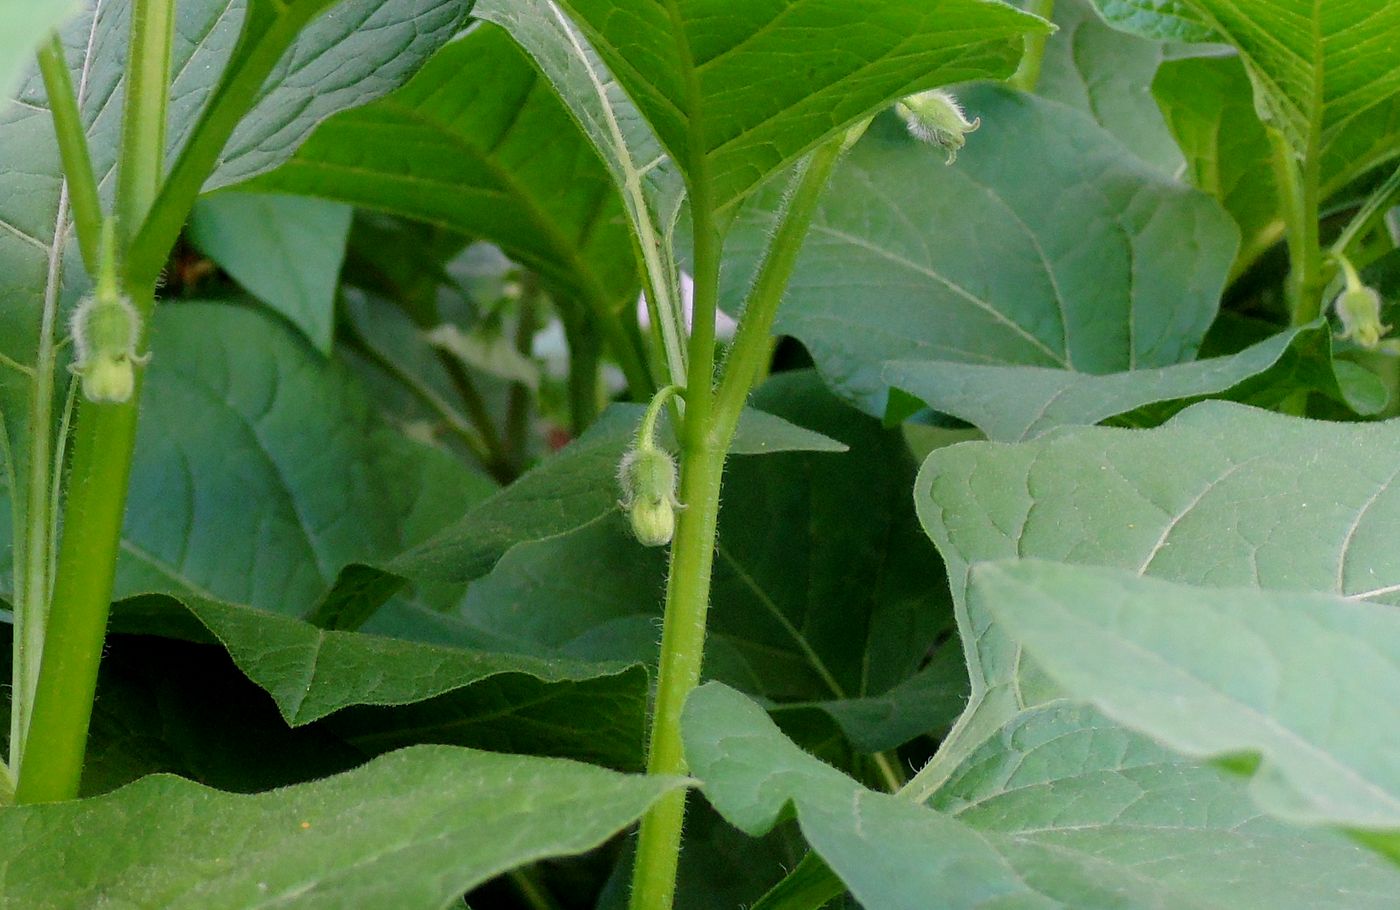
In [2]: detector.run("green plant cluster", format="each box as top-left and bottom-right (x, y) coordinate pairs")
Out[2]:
(2, 0), (1400, 907)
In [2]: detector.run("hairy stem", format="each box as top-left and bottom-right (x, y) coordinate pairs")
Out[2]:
(629, 135), (848, 909)
(36, 33), (102, 271)
(1269, 130), (1325, 325)
(14, 282), (155, 804)
(115, 0), (175, 237)
(1009, 0), (1055, 92)
(15, 0), (175, 803)
(712, 134), (850, 444)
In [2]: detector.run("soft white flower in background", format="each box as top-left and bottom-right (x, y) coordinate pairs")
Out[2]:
(636, 272), (738, 339)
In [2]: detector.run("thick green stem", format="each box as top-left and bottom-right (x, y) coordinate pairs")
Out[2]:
(628, 119), (723, 907)
(115, 0), (175, 236)
(712, 135), (850, 444)
(1269, 129), (1325, 325)
(14, 364), (147, 803)
(1009, 0), (1055, 92)
(128, 1), (329, 288)
(15, 0), (173, 803)
(630, 134), (849, 909)
(36, 34), (102, 271)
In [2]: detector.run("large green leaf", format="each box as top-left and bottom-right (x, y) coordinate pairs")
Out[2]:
(188, 191), (353, 352)
(0, 625), (360, 797)
(551, 0), (1048, 212)
(884, 321), (1385, 442)
(914, 400), (1400, 780)
(1034, 0), (1183, 174)
(0, 744), (684, 909)
(109, 592), (650, 770)
(974, 560), (1400, 841)
(253, 21), (640, 320)
(113, 302), (494, 617)
(1153, 53), (1282, 276)
(725, 87), (1237, 416)
(1092, 0), (1400, 169)
(684, 683), (1400, 908)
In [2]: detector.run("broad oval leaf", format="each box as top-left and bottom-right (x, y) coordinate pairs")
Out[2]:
(727, 87), (1238, 415)
(550, 0), (1049, 211)
(973, 559), (1400, 838)
(684, 683), (1400, 909)
(0, 744), (683, 909)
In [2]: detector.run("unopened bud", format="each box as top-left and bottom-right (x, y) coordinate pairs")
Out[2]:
(895, 89), (980, 164)
(618, 446), (680, 547)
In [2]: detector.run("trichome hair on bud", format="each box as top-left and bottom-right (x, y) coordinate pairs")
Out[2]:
(69, 217), (149, 404)
(895, 88), (980, 164)
(617, 385), (684, 547)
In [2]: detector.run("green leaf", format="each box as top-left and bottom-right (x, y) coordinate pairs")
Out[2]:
(1034, 0), (1184, 174)
(0, 0), (80, 94)
(110, 593), (650, 770)
(0, 744), (684, 909)
(0, 625), (361, 797)
(727, 87), (1237, 415)
(1093, 0), (1400, 166)
(974, 559), (1400, 838)
(685, 683), (1400, 908)
(1152, 53), (1283, 276)
(188, 192), (353, 353)
(1091, 0), (1215, 41)
(551, 0), (1048, 211)
(253, 22), (638, 327)
(884, 322), (1384, 442)
(915, 400), (1400, 777)
(114, 302), (494, 617)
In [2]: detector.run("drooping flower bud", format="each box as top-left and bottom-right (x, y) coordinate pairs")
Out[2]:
(895, 89), (980, 164)
(618, 386), (684, 547)
(70, 218), (149, 404)
(1332, 254), (1390, 350)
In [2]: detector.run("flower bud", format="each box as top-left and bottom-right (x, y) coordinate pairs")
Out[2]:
(895, 89), (980, 164)
(618, 446), (681, 547)
(69, 292), (146, 404)
(1335, 284), (1389, 349)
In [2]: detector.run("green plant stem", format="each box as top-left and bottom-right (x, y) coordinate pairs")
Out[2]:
(1009, 0), (1055, 92)
(1331, 161), (1400, 258)
(115, 0), (175, 236)
(629, 136), (849, 910)
(712, 136), (848, 444)
(15, 0), (174, 803)
(36, 33), (102, 271)
(1269, 130), (1325, 325)
(628, 132), (724, 910)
